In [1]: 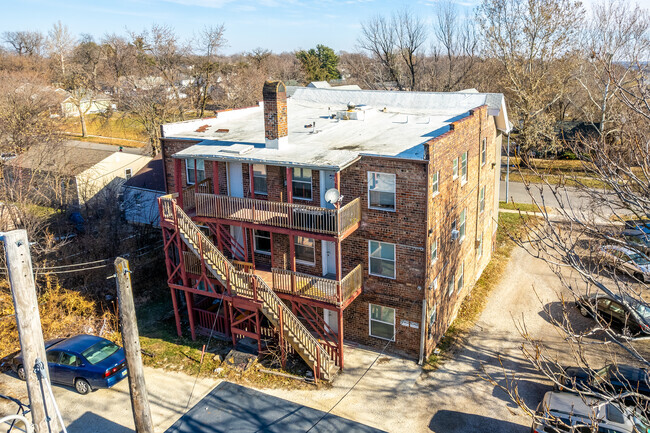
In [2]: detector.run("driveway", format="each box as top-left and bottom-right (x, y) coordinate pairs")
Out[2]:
(3, 246), (638, 432)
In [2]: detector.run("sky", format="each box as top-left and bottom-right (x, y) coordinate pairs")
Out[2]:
(2, 0), (650, 55)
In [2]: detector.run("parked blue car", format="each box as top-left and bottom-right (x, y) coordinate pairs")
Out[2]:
(11, 334), (127, 394)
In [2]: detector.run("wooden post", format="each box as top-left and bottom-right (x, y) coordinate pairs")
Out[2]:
(3, 230), (57, 433)
(170, 287), (182, 337)
(114, 257), (154, 433)
(338, 308), (344, 369)
(212, 161), (219, 195)
(289, 234), (296, 294)
(174, 159), (183, 209)
(249, 164), (256, 199)
(286, 167), (293, 203)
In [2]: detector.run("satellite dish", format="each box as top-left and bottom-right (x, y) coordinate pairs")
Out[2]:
(324, 188), (341, 204)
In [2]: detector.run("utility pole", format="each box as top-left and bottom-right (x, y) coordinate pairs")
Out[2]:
(114, 257), (153, 433)
(3, 229), (57, 433)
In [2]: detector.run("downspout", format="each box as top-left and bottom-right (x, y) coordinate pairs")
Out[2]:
(419, 145), (432, 365)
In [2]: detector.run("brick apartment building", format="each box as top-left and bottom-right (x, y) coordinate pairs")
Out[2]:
(157, 81), (510, 380)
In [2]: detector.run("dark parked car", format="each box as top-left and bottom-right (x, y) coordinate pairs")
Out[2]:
(576, 294), (650, 337)
(558, 364), (650, 399)
(11, 334), (127, 394)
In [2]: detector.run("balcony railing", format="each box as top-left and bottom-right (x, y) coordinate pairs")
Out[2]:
(182, 178), (212, 213)
(194, 193), (361, 236)
(272, 264), (363, 306)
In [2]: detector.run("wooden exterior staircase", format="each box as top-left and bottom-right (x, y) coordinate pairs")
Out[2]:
(159, 195), (334, 380)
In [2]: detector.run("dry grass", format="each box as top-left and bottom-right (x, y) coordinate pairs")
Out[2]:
(61, 114), (148, 142)
(499, 201), (548, 213)
(424, 212), (531, 370)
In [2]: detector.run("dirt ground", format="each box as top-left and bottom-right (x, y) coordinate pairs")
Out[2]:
(2, 245), (646, 432)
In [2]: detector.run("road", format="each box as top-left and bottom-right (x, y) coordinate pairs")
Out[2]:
(500, 178), (595, 212)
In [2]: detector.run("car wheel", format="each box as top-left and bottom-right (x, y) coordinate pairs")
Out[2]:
(579, 304), (590, 317)
(634, 272), (644, 282)
(74, 378), (91, 395)
(17, 365), (25, 381)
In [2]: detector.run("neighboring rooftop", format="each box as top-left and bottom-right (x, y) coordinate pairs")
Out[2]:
(124, 154), (165, 192)
(9, 141), (117, 175)
(163, 87), (509, 170)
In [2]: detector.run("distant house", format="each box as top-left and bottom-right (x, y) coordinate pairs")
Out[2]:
(7, 141), (151, 208)
(56, 89), (115, 118)
(120, 154), (165, 226)
(556, 121), (601, 144)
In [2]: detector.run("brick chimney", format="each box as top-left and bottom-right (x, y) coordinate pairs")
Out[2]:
(263, 80), (288, 149)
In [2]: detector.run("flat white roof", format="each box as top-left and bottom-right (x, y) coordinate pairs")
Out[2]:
(164, 87), (508, 170)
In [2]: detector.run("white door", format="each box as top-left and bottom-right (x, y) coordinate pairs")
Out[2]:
(227, 162), (245, 258)
(320, 170), (337, 209)
(323, 309), (339, 334)
(322, 241), (336, 277)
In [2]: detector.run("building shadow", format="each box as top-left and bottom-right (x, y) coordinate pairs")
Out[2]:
(429, 410), (528, 433)
(66, 411), (134, 433)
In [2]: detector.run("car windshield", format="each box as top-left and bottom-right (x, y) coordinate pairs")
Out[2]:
(81, 340), (119, 365)
(593, 366), (611, 385)
(630, 299), (650, 321)
(629, 252), (650, 265)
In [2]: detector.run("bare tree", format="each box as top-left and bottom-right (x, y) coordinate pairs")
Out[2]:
(394, 8), (426, 91)
(3, 30), (44, 56)
(192, 24), (226, 117)
(46, 21), (76, 77)
(432, 1), (479, 91)
(358, 14), (403, 90)
(100, 33), (138, 103)
(477, 0), (584, 152)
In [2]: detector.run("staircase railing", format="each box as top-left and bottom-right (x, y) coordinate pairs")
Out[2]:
(160, 195), (332, 377)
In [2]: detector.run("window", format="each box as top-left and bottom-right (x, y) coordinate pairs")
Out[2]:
(125, 168), (133, 180)
(253, 164), (267, 195)
(481, 138), (487, 166)
(461, 151), (468, 183)
(368, 172), (396, 211)
(452, 158), (459, 179)
(431, 277), (438, 291)
(254, 230), (271, 255)
(186, 159), (205, 185)
(369, 240), (396, 279)
(432, 171), (439, 196)
(431, 238), (438, 264)
(59, 352), (80, 367)
(477, 231), (483, 258)
(457, 263), (464, 292)
(295, 236), (315, 265)
(428, 303), (437, 337)
(459, 209), (466, 241)
(292, 167), (312, 200)
(46, 351), (61, 363)
(447, 279), (454, 296)
(479, 186), (485, 213)
(369, 304), (395, 341)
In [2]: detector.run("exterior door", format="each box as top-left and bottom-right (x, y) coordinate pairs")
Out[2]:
(319, 170), (337, 209)
(323, 309), (339, 334)
(322, 241), (336, 277)
(227, 162), (245, 258)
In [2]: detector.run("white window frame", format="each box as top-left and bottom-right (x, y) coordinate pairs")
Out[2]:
(369, 304), (396, 341)
(125, 168), (133, 180)
(447, 278), (454, 296)
(294, 236), (315, 265)
(461, 151), (468, 184)
(368, 240), (396, 279)
(459, 208), (466, 242)
(292, 167), (312, 201)
(432, 171), (439, 197)
(477, 231), (483, 258)
(479, 186), (485, 213)
(431, 277), (438, 291)
(457, 262), (464, 292)
(185, 158), (205, 185)
(367, 171), (396, 211)
(254, 230), (271, 255)
(481, 138), (487, 166)
(452, 158), (459, 180)
(253, 164), (268, 196)
(431, 238), (438, 264)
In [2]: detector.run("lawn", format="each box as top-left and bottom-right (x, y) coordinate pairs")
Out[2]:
(425, 212), (531, 370)
(499, 201), (547, 213)
(61, 113), (148, 145)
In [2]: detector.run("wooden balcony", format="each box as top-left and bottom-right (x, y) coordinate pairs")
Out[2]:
(271, 264), (363, 306)
(192, 192), (361, 237)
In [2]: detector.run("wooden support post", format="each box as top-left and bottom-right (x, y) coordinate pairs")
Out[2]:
(228, 302), (236, 346)
(212, 161), (219, 194)
(338, 308), (345, 369)
(289, 234), (296, 294)
(256, 310), (262, 354)
(278, 308), (286, 369)
(114, 257), (154, 433)
(249, 164), (256, 199)
(185, 291), (196, 341)
(334, 172), (341, 209)
(285, 167), (293, 203)
(170, 288), (182, 337)
(249, 228), (256, 271)
(174, 159), (183, 209)
(3, 230), (57, 433)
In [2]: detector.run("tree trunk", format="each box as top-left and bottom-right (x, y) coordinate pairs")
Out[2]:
(79, 109), (87, 138)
